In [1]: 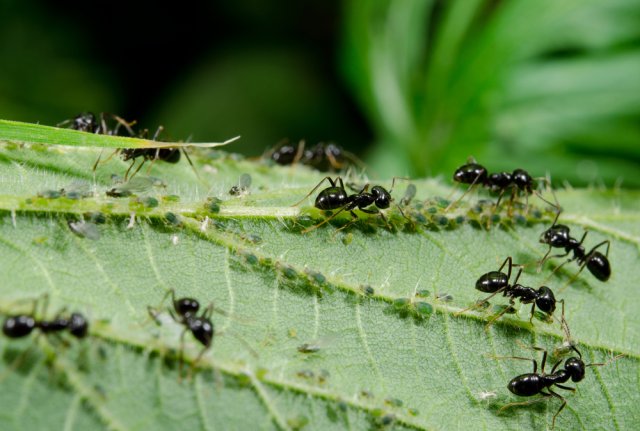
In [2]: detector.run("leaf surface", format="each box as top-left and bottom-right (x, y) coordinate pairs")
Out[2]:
(0, 122), (638, 431)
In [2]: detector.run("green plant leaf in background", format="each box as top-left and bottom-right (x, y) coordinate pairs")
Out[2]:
(342, 0), (640, 186)
(0, 122), (638, 430)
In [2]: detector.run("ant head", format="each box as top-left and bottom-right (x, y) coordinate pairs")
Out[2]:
(540, 224), (570, 246)
(189, 317), (214, 347)
(175, 297), (200, 317)
(565, 356), (586, 382)
(511, 169), (533, 190)
(73, 112), (97, 132)
(371, 186), (391, 209)
(535, 286), (556, 314)
(68, 312), (89, 338)
(453, 163), (487, 185)
(2, 315), (36, 338)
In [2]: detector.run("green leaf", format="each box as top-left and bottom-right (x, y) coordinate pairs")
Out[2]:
(0, 122), (638, 430)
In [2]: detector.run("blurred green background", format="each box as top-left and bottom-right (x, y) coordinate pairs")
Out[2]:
(1, 0), (639, 186)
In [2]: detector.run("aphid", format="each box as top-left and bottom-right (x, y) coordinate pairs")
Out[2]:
(456, 257), (557, 326)
(496, 310), (622, 429)
(67, 220), (101, 240)
(293, 176), (408, 234)
(105, 176), (166, 198)
(447, 158), (559, 213)
(539, 213), (611, 282)
(399, 183), (417, 207)
(229, 173), (252, 196)
(297, 343), (322, 354)
(2, 295), (88, 340)
(148, 290), (215, 374)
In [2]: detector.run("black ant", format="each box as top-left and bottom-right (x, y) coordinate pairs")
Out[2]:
(292, 176), (408, 234)
(59, 112), (135, 136)
(495, 305), (622, 429)
(268, 140), (364, 172)
(2, 295), (88, 340)
(456, 257), (557, 326)
(539, 212), (611, 282)
(302, 142), (364, 172)
(148, 289), (214, 375)
(447, 159), (559, 214)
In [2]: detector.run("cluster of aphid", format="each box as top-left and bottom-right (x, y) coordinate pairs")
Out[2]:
(7, 117), (621, 428)
(291, 159), (616, 428)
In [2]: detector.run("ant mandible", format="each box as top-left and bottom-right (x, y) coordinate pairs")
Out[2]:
(495, 304), (622, 429)
(292, 176), (409, 234)
(447, 159), (559, 214)
(455, 257), (557, 326)
(148, 289), (214, 375)
(2, 295), (88, 340)
(539, 212), (611, 282)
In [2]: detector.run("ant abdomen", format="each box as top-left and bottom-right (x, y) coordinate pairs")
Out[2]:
(586, 253), (611, 281)
(475, 271), (509, 293)
(2, 315), (35, 338)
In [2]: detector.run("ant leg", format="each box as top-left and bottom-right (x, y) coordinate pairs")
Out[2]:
(444, 182), (479, 212)
(497, 256), (513, 278)
(202, 303), (214, 320)
(144, 151), (159, 176)
(485, 300), (515, 329)
(301, 206), (348, 234)
(178, 328), (188, 378)
(554, 384), (575, 392)
(124, 159), (138, 181)
(181, 149), (203, 183)
(547, 388), (567, 429)
(586, 240), (610, 258)
(110, 113), (136, 136)
(549, 359), (563, 374)
(128, 158), (147, 180)
(189, 344), (211, 378)
(291, 176), (338, 207)
(152, 126), (164, 141)
(454, 287), (507, 316)
(533, 176), (561, 213)
(293, 140), (305, 165)
(529, 303), (536, 324)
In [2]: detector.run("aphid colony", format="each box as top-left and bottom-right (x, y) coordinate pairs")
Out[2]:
(3, 119), (620, 429)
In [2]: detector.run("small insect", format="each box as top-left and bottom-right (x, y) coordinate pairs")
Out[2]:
(495, 309), (622, 429)
(91, 122), (240, 181)
(297, 343), (322, 354)
(539, 213), (611, 282)
(2, 295), (88, 340)
(67, 220), (101, 240)
(148, 289), (214, 375)
(456, 257), (557, 326)
(293, 176), (409, 234)
(447, 158), (559, 213)
(229, 173), (252, 196)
